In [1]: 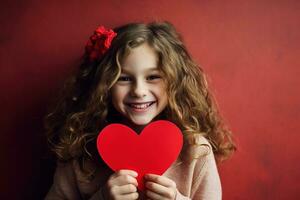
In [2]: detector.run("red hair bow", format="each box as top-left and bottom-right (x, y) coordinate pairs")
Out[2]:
(85, 26), (117, 61)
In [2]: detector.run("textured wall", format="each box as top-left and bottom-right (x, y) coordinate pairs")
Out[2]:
(1, 0), (299, 199)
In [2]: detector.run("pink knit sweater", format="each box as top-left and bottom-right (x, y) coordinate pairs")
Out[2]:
(45, 136), (222, 200)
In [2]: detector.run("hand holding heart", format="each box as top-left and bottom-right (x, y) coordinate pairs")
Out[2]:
(103, 169), (139, 200)
(103, 170), (177, 200)
(97, 120), (183, 190)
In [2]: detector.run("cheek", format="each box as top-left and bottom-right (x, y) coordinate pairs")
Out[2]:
(154, 84), (168, 101)
(158, 83), (168, 95)
(111, 86), (125, 104)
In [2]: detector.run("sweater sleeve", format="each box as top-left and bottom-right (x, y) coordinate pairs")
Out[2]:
(44, 161), (106, 200)
(190, 147), (222, 200)
(175, 142), (222, 200)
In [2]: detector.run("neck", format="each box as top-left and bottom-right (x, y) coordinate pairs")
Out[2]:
(120, 118), (146, 134)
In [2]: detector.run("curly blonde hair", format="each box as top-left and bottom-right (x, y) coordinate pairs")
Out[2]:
(44, 21), (236, 180)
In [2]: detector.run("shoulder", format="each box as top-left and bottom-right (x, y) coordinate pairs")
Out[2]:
(178, 134), (218, 182)
(54, 159), (91, 183)
(46, 160), (82, 199)
(54, 160), (78, 183)
(183, 134), (213, 161)
(183, 134), (219, 182)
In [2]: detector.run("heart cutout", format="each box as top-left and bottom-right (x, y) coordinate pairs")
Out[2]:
(97, 120), (183, 190)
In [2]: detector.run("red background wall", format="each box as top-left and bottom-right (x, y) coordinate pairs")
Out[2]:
(1, 0), (299, 199)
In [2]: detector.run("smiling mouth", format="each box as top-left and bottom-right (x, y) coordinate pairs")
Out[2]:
(126, 101), (156, 110)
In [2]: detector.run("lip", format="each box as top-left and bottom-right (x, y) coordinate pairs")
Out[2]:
(125, 101), (156, 105)
(126, 101), (156, 113)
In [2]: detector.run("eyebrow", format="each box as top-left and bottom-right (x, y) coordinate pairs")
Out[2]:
(121, 67), (159, 74)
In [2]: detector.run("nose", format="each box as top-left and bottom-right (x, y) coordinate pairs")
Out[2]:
(130, 80), (147, 98)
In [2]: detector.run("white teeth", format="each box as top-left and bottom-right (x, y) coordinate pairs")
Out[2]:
(129, 102), (153, 109)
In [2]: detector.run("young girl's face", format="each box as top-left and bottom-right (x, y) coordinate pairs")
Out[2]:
(111, 43), (168, 127)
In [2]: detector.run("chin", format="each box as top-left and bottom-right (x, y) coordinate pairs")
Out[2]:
(130, 117), (154, 126)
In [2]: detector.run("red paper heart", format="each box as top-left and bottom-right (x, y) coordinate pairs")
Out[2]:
(97, 120), (183, 190)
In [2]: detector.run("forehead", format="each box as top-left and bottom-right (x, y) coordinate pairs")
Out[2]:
(121, 43), (159, 73)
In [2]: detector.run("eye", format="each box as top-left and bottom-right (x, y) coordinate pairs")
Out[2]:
(117, 76), (132, 82)
(147, 75), (161, 80)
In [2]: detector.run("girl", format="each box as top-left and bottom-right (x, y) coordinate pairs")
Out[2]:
(44, 21), (236, 200)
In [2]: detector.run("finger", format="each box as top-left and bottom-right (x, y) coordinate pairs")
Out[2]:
(113, 184), (137, 195)
(112, 169), (138, 177)
(145, 174), (176, 188)
(145, 189), (162, 200)
(116, 192), (139, 200)
(110, 174), (138, 187)
(113, 169), (138, 178)
(145, 181), (170, 197)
